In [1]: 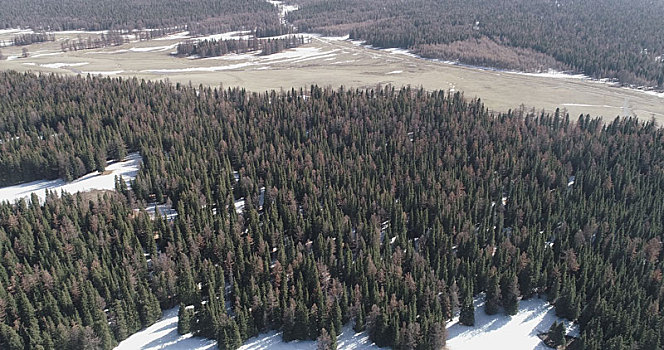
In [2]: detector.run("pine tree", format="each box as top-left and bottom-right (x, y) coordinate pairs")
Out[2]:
(317, 328), (334, 350)
(501, 273), (519, 316)
(0, 324), (24, 350)
(485, 272), (500, 315)
(548, 321), (566, 348)
(178, 303), (193, 335)
(354, 307), (365, 332)
(459, 295), (475, 326)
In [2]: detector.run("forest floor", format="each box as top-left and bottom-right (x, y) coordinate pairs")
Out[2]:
(2, 29), (664, 123)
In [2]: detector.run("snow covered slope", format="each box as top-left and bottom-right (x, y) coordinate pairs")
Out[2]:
(114, 307), (216, 350)
(0, 153), (141, 204)
(447, 296), (578, 350)
(114, 306), (382, 350)
(114, 296), (575, 350)
(238, 324), (381, 350)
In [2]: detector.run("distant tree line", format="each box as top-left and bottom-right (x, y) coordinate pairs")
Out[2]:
(0, 72), (663, 350)
(11, 32), (55, 46)
(176, 36), (306, 58)
(59, 31), (129, 52)
(0, 0), (280, 32)
(133, 26), (187, 42)
(288, 0), (664, 88)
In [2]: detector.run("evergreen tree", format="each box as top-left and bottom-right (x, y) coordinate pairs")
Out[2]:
(485, 272), (501, 315)
(548, 321), (566, 348)
(501, 273), (519, 316)
(178, 304), (194, 335)
(459, 295), (475, 326)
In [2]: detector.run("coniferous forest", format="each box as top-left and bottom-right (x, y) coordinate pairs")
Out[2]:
(0, 0), (281, 33)
(0, 72), (662, 349)
(176, 36), (306, 59)
(288, 0), (664, 88)
(1, 0), (663, 88)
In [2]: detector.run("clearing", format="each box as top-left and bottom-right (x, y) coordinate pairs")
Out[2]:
(0, 153), (141, 204)
(1, 30), (663, 123)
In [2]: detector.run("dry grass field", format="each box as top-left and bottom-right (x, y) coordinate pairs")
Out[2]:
(2, 29), (663, 123)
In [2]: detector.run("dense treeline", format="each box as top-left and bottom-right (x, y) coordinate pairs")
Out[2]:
(59, 31), (129, 52)
(11, 33), (55, 46)
(176, 36), (306, 58)
(288, 0), (664, 87)
(0, 0), (280, 32)
(0, 72), (663, 350)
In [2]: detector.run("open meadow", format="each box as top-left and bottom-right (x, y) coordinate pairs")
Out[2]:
(2, 28), (663, 123)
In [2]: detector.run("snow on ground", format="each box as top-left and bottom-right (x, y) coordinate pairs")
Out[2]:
(115, 306), (381, 350)
(82, 70), (125, 75)
(265, 0), (299, 24)
(143, 203), (179, 221)
(562, 103), (621, 109)
(193, 30), (253, 42)
(0, 28), (34, 36)
(239, 325), (382, 350)
(518, 69), (589, 80)
(36, 62), (89, 69)
(386, 70), (403, 75)
(154, 31), (192, 41)
(114, 307), (216, 350)
(447, 296), (578, 350)
(129, 43), (179, 52)
(0, 153), (142, 204)
(143, 62), (255, 73)
(203, 52), (260, 61)
(29, 51), (64, 58)
(234, 198), (246, 214)
(142, 47), (339, 73)
(112, 295), (573, 350)
(381, 47), (419, 59)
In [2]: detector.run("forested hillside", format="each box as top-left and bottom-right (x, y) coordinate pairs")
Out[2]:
(0, 0), (280, 32)
(288, 0), (664, 87)
(0, 72), (663, 350)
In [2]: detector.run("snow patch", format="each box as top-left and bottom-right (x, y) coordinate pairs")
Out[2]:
(114, 307), (216, 350)
(0, 153), (142, 204)
(193, 31), (253, 42)
(142, 62), (254, 73)
(234, 198), (246, 214)
(129, 43), (179, 52)
(38, 62), (89, 69)
(386, 70), (402, 75)
(29, 52), (63, 58)
(82, 70), (125, 75)
(153, 31), (191, 41)
(447, 296), (579, 350)
(114, 306), (381, 350)
(239, 324), (382, 350)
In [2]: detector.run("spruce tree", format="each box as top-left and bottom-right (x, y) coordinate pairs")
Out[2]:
(485, 272), (501, 315)
(501, 273), (519, 316)
(459, 295), (475, 326)
(178, 304), (193, 335)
